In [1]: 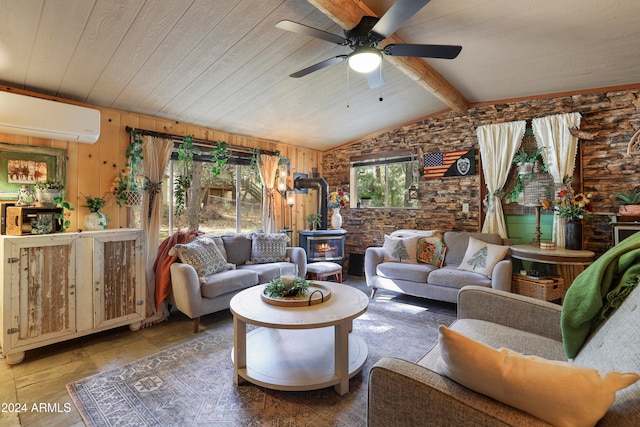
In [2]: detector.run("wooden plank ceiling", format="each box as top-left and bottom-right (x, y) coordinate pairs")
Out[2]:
(0, 0), (638, 151)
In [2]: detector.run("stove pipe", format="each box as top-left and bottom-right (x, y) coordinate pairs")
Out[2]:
(294, 177), (329, 230)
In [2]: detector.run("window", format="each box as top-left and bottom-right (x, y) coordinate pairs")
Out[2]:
(350, 152), (419, 208)
(159, 156), (263, 239)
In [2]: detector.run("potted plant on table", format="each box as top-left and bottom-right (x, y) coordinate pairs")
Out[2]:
(613, 188), (640, 216)
(82, 195), (109, 230)
(541, 178), (593, 250)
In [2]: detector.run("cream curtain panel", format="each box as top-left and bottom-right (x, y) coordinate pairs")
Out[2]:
(477, 120), (526, 238)
(532, 112), (581, 247)
(258, 153), (280, 233)
(140, 135), (174, 326)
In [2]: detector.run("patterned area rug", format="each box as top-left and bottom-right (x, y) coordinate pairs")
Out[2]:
(67, 294), (455, 426)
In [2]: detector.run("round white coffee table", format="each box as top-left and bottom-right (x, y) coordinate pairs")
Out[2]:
(230, 281), (369, 395)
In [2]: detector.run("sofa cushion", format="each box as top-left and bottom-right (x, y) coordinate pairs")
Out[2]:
(427, 266), (492, 290)
(199, 269), (258, 299)
(457, 237), (509, 279)
(417, 233), (446, 266)
(434, 326), (640, 427)
(383, 235), (420, 263)
(443, 232), (503, 266)
(221, 234), (253, 265)
(238, 262), (290, 284)
(248, 232), (290, 263)
(198, 234), (227, 261)
(377, 262), (436, 283)
(169, 236), (228, 277)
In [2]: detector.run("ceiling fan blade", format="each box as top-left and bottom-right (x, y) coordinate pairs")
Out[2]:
(370, 0), (431, 41)
(366, 69), (385, 89)
(276, 20), (347, 45)
(383, 43), (462, 59)
(290, 55), (347, 78)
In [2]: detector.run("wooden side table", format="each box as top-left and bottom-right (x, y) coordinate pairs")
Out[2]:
(510, 244), (595, 289)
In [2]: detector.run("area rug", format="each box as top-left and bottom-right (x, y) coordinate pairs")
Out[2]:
(67, 294), (455, 426)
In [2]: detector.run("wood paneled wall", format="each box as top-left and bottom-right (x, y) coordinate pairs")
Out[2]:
(0, 87), (322, 239)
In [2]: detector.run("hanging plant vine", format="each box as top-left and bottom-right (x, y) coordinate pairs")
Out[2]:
(174, 135), (200, 217)
(113, 129), (144, 207)
(211, 141), (228, 175)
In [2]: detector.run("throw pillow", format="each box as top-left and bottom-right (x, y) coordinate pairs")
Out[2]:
(249, 233), (290, 263)
(435, 326), (640, 427)
(383, 235), (419, 263)
(457, 236), (508, 278)
(169, 236), (228, 277)
(417, 233), (446, 267)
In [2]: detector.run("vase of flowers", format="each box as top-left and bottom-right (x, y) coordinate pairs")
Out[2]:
(542, 179), (593, 250)
(327, 188), (349, 230)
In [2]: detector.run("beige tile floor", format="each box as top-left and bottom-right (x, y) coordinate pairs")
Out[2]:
(0, 277), (455, 426)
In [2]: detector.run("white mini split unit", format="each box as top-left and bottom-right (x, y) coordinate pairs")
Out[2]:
(0, 91), (100, 144)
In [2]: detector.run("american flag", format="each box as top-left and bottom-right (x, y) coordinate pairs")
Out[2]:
(423, 149), (472, 179)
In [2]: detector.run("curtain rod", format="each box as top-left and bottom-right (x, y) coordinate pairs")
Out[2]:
(125, 126), (279, 157)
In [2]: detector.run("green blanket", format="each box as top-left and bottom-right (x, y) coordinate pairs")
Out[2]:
(561, 232), (640, 359)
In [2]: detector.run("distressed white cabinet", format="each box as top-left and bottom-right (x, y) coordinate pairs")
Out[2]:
(0, 229), (145, 364)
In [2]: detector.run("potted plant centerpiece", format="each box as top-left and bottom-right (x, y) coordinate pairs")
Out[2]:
(82, 195), (109, 230)
(34, 179), (64, 208)
(613, 188), (640, 216)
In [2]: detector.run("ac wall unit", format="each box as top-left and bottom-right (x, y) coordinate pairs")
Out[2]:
(0, 91), (100, 144)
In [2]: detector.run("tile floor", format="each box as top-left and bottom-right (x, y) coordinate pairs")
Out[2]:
(0, 276), (456, 426)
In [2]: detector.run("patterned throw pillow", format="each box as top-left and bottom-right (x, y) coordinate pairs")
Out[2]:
(383, 235), (420, 263)
(417, 233), (447, 267)
(169, 236), (228, 277)
(457, 237), (509, 278)
(249, 233), (290, 264)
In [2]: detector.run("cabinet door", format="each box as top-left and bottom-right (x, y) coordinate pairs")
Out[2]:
(8, 237), (76, 348)
(92, 231), (145, 330)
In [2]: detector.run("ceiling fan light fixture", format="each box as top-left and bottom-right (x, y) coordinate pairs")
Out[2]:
(348, 48), (381, 73)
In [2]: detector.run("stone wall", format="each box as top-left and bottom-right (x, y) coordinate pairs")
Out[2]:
(322, 87), (640, 261)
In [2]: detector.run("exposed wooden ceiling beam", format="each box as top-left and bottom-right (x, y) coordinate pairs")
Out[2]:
(308, 0), (469, 112)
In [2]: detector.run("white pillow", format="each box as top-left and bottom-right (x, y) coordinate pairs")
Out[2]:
(457, 236), (508, 278)
(435, 326), (640, 427)
(383, 235), (419, 263)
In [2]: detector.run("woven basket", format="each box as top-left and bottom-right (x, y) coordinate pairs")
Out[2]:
(511, 275), (565, 302)
(122, 190), (142, 207)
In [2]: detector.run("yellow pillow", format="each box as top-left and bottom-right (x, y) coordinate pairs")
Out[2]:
(457, 236), (508, 278)
(435, 326), (639, 427)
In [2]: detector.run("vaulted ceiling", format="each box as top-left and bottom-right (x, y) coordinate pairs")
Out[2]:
(1, 0), (638, 151)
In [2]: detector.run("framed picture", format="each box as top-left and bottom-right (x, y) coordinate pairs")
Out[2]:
(0, 142), (66, 199)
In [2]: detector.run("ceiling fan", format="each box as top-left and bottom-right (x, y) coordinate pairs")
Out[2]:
(276, 0), (461, 88)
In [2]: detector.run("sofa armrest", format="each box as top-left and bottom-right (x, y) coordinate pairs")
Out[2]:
(169, 263), (203, 319)
(365, 247), (386, 287)
(286, 247), (307, 277)
(490, 259), (513, 292)
(368, 357), (547, 427)
(457, 286), (563, 341)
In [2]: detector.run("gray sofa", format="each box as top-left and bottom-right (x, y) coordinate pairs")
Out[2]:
(368, 284), (640, 426)
(168, 233), (307, 332)
(365, 230), (512, 303)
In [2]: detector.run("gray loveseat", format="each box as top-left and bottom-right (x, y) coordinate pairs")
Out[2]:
(168, 233), (307, 332)
(365, 230), (512, 303)
(368, 284), (640, 426)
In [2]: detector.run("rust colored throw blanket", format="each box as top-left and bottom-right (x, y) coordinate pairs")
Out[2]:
(154, 230), (202, 309)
